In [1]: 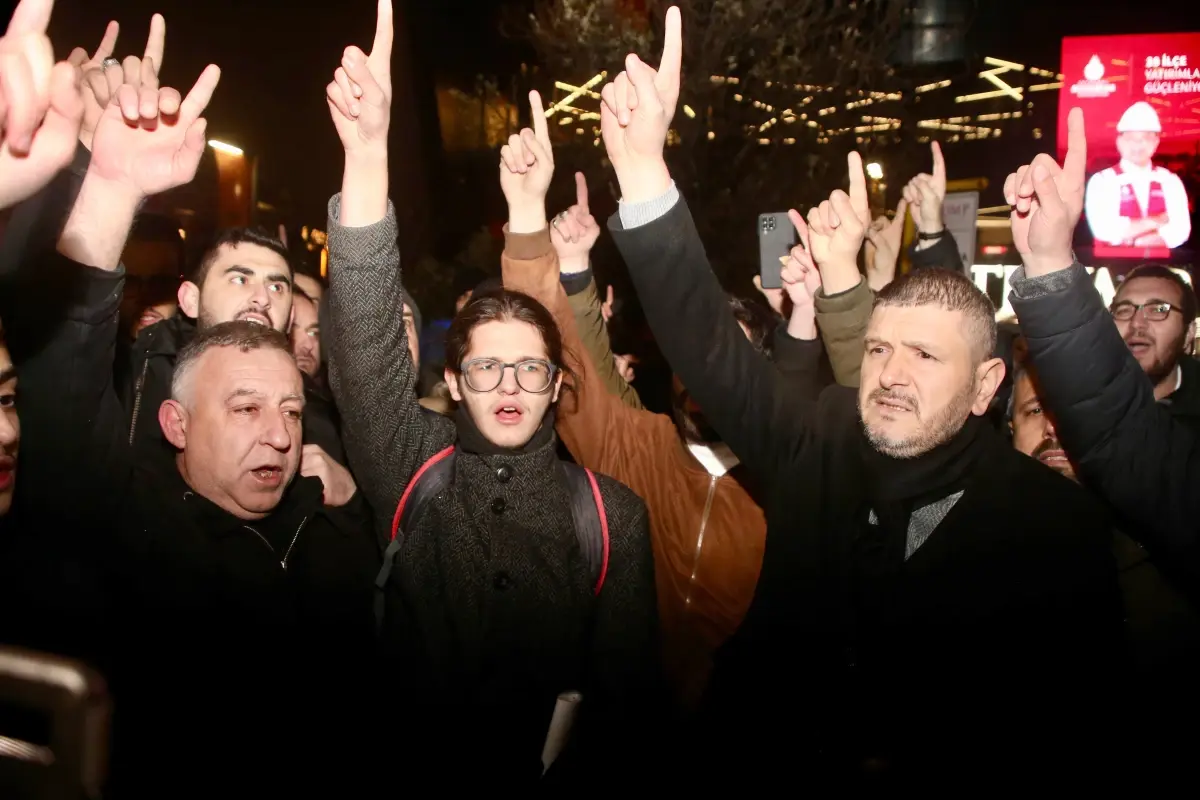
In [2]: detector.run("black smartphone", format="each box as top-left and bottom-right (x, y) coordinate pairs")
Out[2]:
(757, 212), (795, 290)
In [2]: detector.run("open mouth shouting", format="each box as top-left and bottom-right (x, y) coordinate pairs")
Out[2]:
(237, 311), (272, 327)
(1124, 336), (1153, 357)
(249, 464), (285, 489)
(493, 401), (525, 425)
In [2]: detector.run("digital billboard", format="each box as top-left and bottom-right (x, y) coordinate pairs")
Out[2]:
(1059, 34), (1200, 261)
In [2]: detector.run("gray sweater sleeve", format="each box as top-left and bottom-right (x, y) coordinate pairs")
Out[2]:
(325, 194), (456, 537)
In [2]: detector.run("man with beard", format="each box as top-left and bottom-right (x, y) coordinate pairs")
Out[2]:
(1109, 264), (1199, 428)
(596, 9), (1124, 782)
(1008, 355), (1200, 678)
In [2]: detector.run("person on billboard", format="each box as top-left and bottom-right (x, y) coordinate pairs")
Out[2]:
(1084, 101), (1191, 250)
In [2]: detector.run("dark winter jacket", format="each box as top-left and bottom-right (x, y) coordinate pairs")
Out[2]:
(6, 255), (380, 799)
(324, 195), (662, 787)
(612, 192), (1125, 786)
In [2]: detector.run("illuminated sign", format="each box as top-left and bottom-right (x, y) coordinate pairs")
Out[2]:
(969, 264), (1193, 320)
(1059, 33), (1200, 261)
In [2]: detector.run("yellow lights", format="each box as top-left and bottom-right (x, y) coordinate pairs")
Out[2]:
(578, 112), (600, 121)
(682, 104), (696, 119)
(733, 93), (744, 102)
(974, 111), (1022, 121)
(865, 162), (884, 180)
(319, 247), (328, 279)
(558, 116), (574, 125)
(807, 120), (819, 128)
(208, 140), (244, 156)
(1028, 82), (1063, 92)
(757, 138), (771, 145)
(758, 118), (778, 132)
(783, 138), (796, 145)
(845, 98), (876, 110)
(916, 79), (951, 93)
(707, 131), (715, 140)
(818, 106), (836, 116)
(301, 226), (309, 241)
(178, 228), (186, 240)
(854, 122), (900, 133)
(956, 88), (1022, 103)
(576, 128), (585, 135)
(546, 72), (606, 118)
(1029, 66), (1057, 78)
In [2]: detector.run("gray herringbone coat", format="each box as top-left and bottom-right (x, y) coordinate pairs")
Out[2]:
(324, 196), (662, 784)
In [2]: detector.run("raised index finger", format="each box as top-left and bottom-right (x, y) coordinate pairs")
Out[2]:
(93, 20), (119, 62)
(575, 172), (589, 213)
(529, 90), (549, 147)
(1063, 106), (1088, 185)
(143, 14), (165, 74)
(931, 140), (946, 186)
(847, 151), (868, 215)
(178, 64), (222, 124)
(658, 6), (682, 87)
(7, 0), (54, 35)
(372, 0), (394, 61)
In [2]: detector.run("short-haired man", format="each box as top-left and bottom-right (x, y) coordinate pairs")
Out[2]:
(1110, 264), (1199, 427)
(7, 62), (379, 789)
(595, 22), (1123, 778)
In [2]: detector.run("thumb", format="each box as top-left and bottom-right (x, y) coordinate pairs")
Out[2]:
(625, 53), (661, 112)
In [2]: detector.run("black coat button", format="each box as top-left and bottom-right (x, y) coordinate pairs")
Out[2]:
(495, 465), (513, 483)
(493, 571), (512, 591)
(491, 497), (507, 514)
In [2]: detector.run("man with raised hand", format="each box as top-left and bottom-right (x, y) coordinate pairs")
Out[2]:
(598, 6), (1123, 785)
(1007, 112), (1200, 593)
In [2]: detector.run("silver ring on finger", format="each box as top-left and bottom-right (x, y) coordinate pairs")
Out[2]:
(550, 216), (561, 230)
(101, 57), (121, 70)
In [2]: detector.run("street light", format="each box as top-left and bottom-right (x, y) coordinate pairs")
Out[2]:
(208, 139), (244, 157)
(865, 161), (884, 180)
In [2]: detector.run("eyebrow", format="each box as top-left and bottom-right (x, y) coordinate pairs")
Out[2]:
(226, 388), (265, 402)
(902, 340), (942, 354)
(223, 265), (292, 285)
(0, 366), (15, 386)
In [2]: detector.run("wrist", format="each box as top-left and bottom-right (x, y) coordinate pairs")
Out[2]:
(339, 151), (389, 227)
(819, 259), (862, 295)
(558, 254), (590, 275)
(615, 159), (672, 205)
(508, 203), (547, 235)
(1022, 254), (1075, 278)
(58, 171), (142, 271)
(787, 307), (818, 341)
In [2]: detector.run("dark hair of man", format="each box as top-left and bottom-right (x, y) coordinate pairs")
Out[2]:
(728, 295), (777, 359)
(874, 268), (997, 363)
(1118, 264), (1197, 323)
(171, 320), (293, 404)
(191, 228), (292, 290)
(444, 287), (576, 393)
(292, 284), (313, 304)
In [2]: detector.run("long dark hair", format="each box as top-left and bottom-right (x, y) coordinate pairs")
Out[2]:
(445, 287), (575, 394)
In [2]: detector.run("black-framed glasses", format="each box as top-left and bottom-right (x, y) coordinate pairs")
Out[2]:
(461, 358), (557, 393)
(1110, 301), (1181, 322)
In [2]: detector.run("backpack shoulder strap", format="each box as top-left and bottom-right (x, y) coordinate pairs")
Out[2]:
(558, 462), (610, 595)
(390, 446), (457, 543)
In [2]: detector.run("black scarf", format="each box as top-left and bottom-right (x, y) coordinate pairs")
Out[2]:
(856, 411), (992, 565)
(454, 405), (557, 457)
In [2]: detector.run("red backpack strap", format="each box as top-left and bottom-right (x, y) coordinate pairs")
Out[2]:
(583, 468), (610, 595)
(390, 446), (456, 541)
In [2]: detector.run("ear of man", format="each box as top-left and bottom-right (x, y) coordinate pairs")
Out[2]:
(159, 399), (188, 449)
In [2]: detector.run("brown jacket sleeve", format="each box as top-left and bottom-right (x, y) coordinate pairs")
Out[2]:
(814, 277), (873, 389)
(566, 277), (644, 411)
(501, 226), (666, 473)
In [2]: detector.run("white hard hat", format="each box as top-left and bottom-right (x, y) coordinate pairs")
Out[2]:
(1117, 101), (1162, 133)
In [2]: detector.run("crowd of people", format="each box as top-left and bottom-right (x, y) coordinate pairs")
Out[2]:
(2, 0), (1199, 794)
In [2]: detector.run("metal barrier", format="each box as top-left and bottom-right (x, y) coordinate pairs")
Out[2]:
(0, 646), (110, 799)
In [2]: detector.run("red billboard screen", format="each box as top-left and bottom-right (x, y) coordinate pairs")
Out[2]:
(1059, 33), (1200, 261)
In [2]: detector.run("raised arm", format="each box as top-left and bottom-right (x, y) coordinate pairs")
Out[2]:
(323, 0), (453, 532)
(498, 99), (661, 473)
(596, 8), (817, 479)
(1005, 108), (1200, 576)
(555, 172), (643, 410)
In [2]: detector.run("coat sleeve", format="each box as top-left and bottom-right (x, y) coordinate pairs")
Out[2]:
(563, 274), (644, 410)
(6, 252), (131, 518)
(500, 228), (661, 476)
(610, 194), (810, 485)
(814, 278), (873, 388)
(324, 194), (455, 538)
(909, 229), (964, 273)
(1009, 263), (1200, 579)
(771, 325), (830, 404)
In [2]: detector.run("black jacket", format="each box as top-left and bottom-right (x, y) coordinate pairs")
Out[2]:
(324, 196), (662, 787)
(119, 312), (348, 469)
(7, 257), (380, 798)
(612, 197), (1125, 785)
(1009, 265), (1200, 591)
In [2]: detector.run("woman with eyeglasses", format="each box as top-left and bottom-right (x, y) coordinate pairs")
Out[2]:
(320, 13), (659, 787)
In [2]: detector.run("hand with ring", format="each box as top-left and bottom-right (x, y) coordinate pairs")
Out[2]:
(67, 13), (165, 150)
